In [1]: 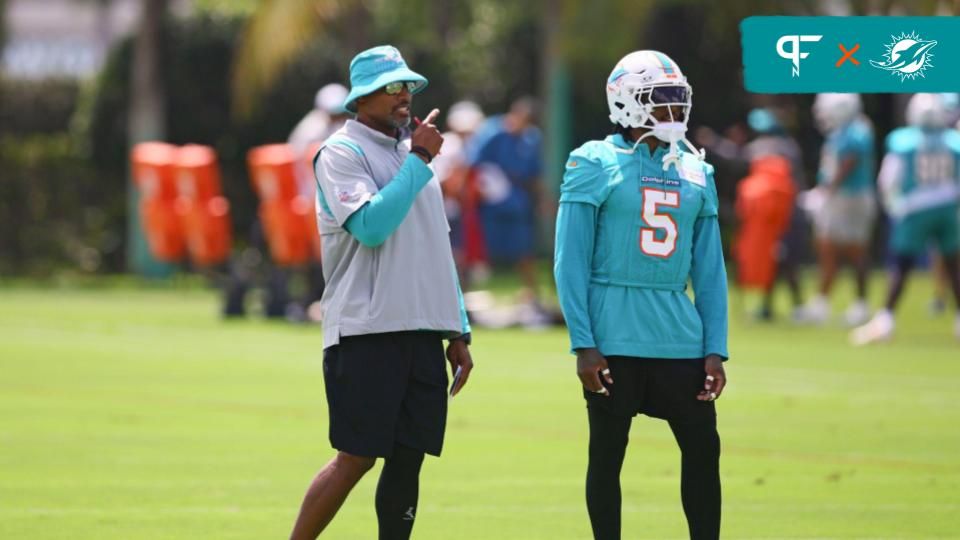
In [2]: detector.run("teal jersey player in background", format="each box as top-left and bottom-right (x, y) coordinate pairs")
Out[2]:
(555, 50), (728, 540)
(799, 93), (877, 327)
(818, 113), (875, 195)
(852, 93), (960, 345)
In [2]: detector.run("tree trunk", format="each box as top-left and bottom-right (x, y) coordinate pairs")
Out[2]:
(129, 0), (167, 145)
(127, 0), (171, 275)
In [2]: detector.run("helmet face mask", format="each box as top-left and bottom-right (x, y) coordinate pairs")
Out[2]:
(646, 84), (693, 144)
(606, 50), (703, 169)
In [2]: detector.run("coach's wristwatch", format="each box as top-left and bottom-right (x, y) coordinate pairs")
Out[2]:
(450, 332), (472, 346)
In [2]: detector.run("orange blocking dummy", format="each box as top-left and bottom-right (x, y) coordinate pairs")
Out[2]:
(734, 156), (796, 290)
(131, 142), (185, 262)
(247, 144), (317, 266)
(174, 145), (232, 266)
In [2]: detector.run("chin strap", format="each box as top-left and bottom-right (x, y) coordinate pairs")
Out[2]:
(611, 128), (706, 172)
(662, 136), (706, 171)
(632, 130), (706, 172)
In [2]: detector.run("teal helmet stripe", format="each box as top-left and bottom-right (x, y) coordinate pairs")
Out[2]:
(652, 51), (675, 74)
(608, 67), (628, 84)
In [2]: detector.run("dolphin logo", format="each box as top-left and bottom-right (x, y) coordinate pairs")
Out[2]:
(870, 33), (937, 81)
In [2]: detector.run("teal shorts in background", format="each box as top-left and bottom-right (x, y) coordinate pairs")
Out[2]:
(891, 204), (960, 256)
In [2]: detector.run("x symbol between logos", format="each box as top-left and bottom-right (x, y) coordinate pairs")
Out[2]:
(836, 43), (860, 67)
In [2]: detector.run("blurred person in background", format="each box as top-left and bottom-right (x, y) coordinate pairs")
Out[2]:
(797, 93), (876, 326)
(928, 93), (960, 315)
(286, 83), (349, 320)
(741, 108), (807, 320)
(431, 100), (486, 283)
(289, 45), (473, 540)
(694, 122), (750, 163)
(734, 155), (796, 321)
(467, 96), (548, 324)
(290, 83), (351, 198)
(221, 83), (349, 322)
(693, 122), (751, 229)
(556, 50), (728, 540)
(851, 93), (960, 345)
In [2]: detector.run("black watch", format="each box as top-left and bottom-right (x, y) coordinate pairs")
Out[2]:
(450, 332), (472, 346)
(410, 145), (433, 163)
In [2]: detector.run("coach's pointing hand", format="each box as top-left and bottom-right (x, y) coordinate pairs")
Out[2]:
(576, 347), (612, 396)
(412, 108), (444, 161)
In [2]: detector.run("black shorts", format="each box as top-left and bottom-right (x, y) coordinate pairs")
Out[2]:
(584, 357), (716, 424)
(323, 331), (448, 458)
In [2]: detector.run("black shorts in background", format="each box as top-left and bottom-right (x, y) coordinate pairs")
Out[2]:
(323, 331), (448, 458)
(584, 357), (716, 424)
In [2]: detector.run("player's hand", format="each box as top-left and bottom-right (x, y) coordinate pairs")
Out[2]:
(698, 354), (726, 401)
(576, 348), (613, 396)
(412, 108), (444, 159)
(445, 339), (473, 396)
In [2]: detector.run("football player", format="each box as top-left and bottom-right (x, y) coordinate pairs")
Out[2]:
(555, 50), (728, 540)
(798, 93), (876, 326)
(852, 93), (960, 344)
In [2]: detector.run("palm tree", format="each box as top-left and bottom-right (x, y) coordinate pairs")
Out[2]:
(231, 0), (350, 118)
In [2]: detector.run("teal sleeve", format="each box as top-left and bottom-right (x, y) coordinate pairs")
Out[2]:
(559, 146), (606, 207)
(690, 215), (729, 360)
(454, 263), (471, 335)
(554, 202), (597, 351)
(343, 155), (433, 247)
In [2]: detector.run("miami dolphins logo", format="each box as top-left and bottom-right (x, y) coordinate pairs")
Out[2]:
(870, 31), (937, 81)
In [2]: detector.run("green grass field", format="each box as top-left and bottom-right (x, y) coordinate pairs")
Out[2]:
(2, 277), (959, 539)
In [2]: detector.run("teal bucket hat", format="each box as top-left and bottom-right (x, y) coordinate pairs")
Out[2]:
(342, 45), (428, 114)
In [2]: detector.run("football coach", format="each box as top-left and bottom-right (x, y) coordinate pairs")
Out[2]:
(289, 45), (474, 540)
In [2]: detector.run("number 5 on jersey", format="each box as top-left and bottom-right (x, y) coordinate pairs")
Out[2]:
(640, 188), (679, 257)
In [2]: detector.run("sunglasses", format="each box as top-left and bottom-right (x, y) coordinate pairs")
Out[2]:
(383, 81), (418, 95)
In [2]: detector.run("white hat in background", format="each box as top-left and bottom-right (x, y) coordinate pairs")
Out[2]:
(315, 83), (349, 115)
(447, 101), (485, 133)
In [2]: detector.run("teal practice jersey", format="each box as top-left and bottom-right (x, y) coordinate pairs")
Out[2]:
(881, 126), (960, 217)
(554, 134), (728, 360)
(818, 117), (875, 194)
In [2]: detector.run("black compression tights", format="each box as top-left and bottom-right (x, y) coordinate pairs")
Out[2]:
(586, 406), (722, 540)
(375, 443), (425, 540)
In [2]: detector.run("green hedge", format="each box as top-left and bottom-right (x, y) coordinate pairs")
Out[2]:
(0, 134), (122, 276)
(0, 78), (80, 136)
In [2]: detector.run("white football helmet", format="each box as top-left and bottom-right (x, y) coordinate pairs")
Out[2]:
(606, 50), (703, 170)
(906, 93), (947, 129)
(813, 93), (861, 133)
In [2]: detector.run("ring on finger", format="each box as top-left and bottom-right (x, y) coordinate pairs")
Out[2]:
(706, 375), (715, 382)
(601, 368), (611, 376)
